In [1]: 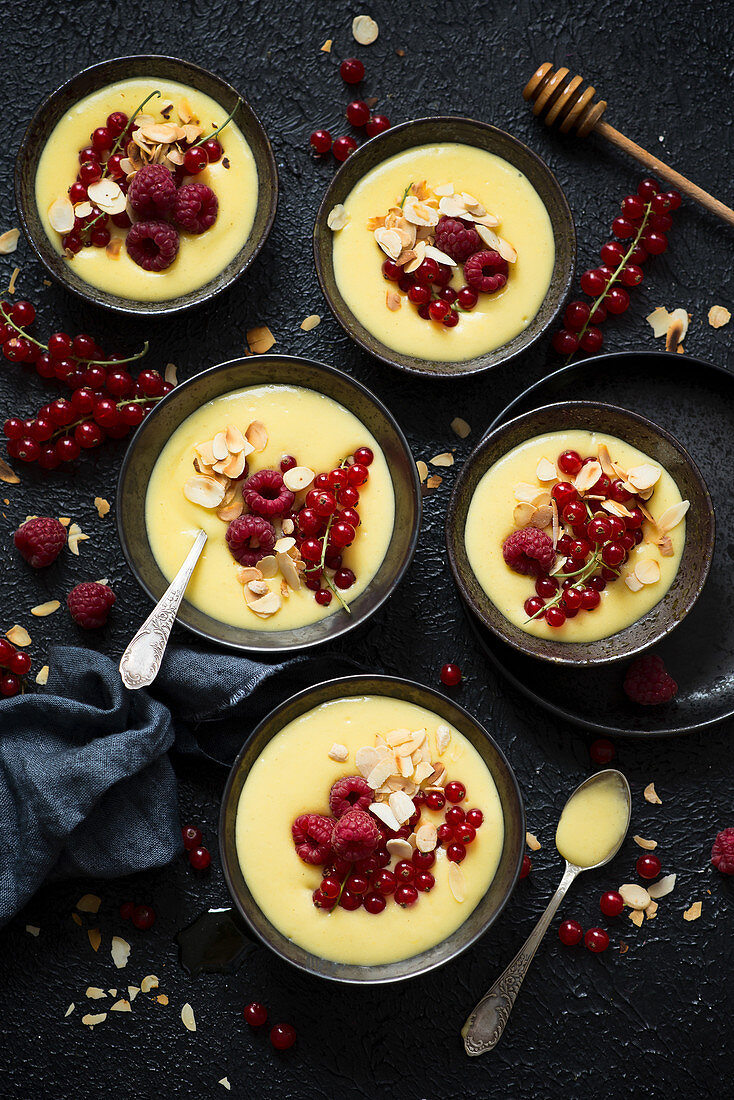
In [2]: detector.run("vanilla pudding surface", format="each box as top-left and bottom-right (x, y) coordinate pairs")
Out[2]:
(236, 695), (504, 966)
(35, 77), (258, 300)
(145, 385), (395, 632)
(556, 773), (629, 867)
(465, 429), (686, 642)
(332, 142), (555, 361)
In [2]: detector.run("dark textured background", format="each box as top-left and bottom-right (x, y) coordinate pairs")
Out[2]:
(1, 1), (732, 1097)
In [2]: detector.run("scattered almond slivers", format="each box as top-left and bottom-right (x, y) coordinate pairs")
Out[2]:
(619, 883), (651, 910)
(247, 326), (275, 355)
(6, 625), (30, 647)
(708, 305), (731, 329)
(327, 204), (349, 231)
(94, 496), (111, 518)
(67, 522), (89, 555)
(657, 500), (689, 532)
(448, 862), (466, 903)
(181, 1003), (197, 1031)
(352, 14), (379, 44)
(184, 475), (226, 509)
(300, 314), (321, 331)
(35, 665), (49, 686)
(535, 457), (556, 482)
(436, 724), (451, 754)
(526, 832), (541, 851)
(77, 893), (101, 914)
(386, 838), (413, 861)
(416, 460), (428, 483)
(0, 456), (19, 484)
(31, 600), (60, 617)
(415, 823), (437, 853)
(648, 873), (676, 899)
(111, 936), (130, 969)
(82, 1013), (107, 1028)
(634, 559), (661, 585)
(140, 975), (159, 993)
(430, 452), (454, 467)
(683, 900), (702, 922)
(0, 228), (20, 254)
(629, 909), (644, 928)
(644, 782), (662, 805)
(49, 196), (75, 233)
(283, 465), (315, 492)
(633, 835), (658, 850)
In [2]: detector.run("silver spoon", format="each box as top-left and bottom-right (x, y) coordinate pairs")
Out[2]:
(119, 528), (207, 690)
(462, 768), (631, 1056)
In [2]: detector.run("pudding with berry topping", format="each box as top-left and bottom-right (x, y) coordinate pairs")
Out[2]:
(465, 429), (687, 642)
(235, 694), (504, 965)
(145, 384), (394, 631)
(330, 143), (554, 361)
(35, 77), (258, 300)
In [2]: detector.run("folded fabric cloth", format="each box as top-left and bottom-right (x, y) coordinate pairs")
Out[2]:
(0, 644), (360, 927)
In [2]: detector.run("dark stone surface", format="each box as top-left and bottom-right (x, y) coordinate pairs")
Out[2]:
(0, 1), (731, 1097)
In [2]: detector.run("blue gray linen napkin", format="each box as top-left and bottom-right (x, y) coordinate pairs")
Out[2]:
(0, 644), (360, 926)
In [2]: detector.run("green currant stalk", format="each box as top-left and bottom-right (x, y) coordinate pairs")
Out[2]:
(49, 394), (164, 442)
(398, 182), (413, 208)
(0, 308), (148, 365)
(565, 200), (653, 364)
(525, 548), (619, 623)
(326, 861), (354, 915)
(194, 98), (241, 148)
(302, 457), (354, 615)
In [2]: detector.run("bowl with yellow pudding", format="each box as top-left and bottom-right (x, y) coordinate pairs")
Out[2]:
(446, 402), (714, 666)
(219, 675), (524, 983)
(16, 55), (277, 315)
(313, 117), (575, 377)
(117, 355), (420, 654)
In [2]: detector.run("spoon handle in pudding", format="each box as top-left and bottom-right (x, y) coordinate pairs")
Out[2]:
(462, 861), (579, 1056)
(119, 528), (207, 691)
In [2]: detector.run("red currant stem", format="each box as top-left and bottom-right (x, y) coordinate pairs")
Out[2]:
(104, 90), (162, 169)
(194, 99), (241, 148)
(78, 342), (149, 366)
(324, 572), (351, 614)
(0, 309), (46, 350)
(48, 394), (164, 441)
(84, 211), (108, 232)
(525, 550), (604, 622)
(398, 182), (413, 208)
(326, 862), (354, 915)
(565, 200), (653, 363)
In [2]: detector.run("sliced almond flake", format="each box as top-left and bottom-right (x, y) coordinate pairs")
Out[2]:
(247, 326), (275, 355)
(108, 989), (117, 997)
(402, 197), (439, 228)
(596, 443), (616, 478)
(218, 451), (245, 479)
(212, 432), (228, 461)
(300, 313), (321, 332)
(67, 522), (90, 555)
(184, 475), (226, 509)
(415, 823), (437, 852)
(26, 924), (40, 936)
(35, 665), (49, 685)
(388, 790), (415, 825)
(530, 504), (553, 530)
(645, 899), (659, 920)
(619, 941), (629, 955)
(374, 227), (402, 259)
(416, 460), (428, 483)
(423, 244), (456, 267)
(438, 195), (470, 218)
(535, 457), (556, 482)
(71, 913), (82, 926)
(370, 801), (401, 831)
(644, 782), (662, 804)
(627, 463), (661, 491)
(633, 835), (658, 850)
(157, 994), (169, 1005)
(436, 724), (451, 754)
(550, 498), (560, 549)
(6, 625), (30, 647)
(413, 761), (433, 784)
(514, 482), (542, 503)
(0, 457), (19, 484)
(352, 14), (379, 43)
(683, 900), (702, 922)
(619, 883), (651, 909)
(526, 832), (541, 851)
(94, 496), (111, 518)
(86, 179), (127, 215)
(49, 196), (75, 233)
(425, 763), (446, 787)
(327, 204), (349, 231)
(320, 39), (332, 52)
(629, 909), (644, 928)
(648, 873), (676, 899)
(82, 1012), (107, 1028)
(448, 862), (466, 903)
(219, 1079), (232, 1091)
(657, 500), (689, 533)
(430, 452), (454, 467)
(111, 936), (130, 969)
(708, 305), (731, 328)
(282, 465), (314, 492)
(397, 755), (414, 778)
(86, 987), (106, 999)
(181, 1003), (196, 1031)
(247, 591), (282, 617)
(385, 288), (401, 312)
(0, 228), (20, 254)
(634, 559), (661, 586)
(574, 461), (602, 492)
(426, 474), (442, 490)
(665, 308), (689, 351)
(74, 201), (93, 219)
(194, 439), (216, 466)
(88, 929), (101, 952)
(278, 551), (301, 591)
(511, 502), (534, 527)
(64, 1003), (75, 1017)
(624, 573), (644, 593)
(111, 999), (131, 1012)
(433, 183), (454, 196)
(450, 417), (471, 439)
(128, 986), (140, 1001)
(163, 362), (178, 388)
(140, 975), (159, 993)
(602, 499), (635, 519)
(647, 306), (671, 338)
(386, 838), (413, 861)
(404, 239), (426, 273)
(494, 235), (517, 263)
(31, 600), (60, 617)
(258, 555), (279, 579)
(77, 894), (101, 914)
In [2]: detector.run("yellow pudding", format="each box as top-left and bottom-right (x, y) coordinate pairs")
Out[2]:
(331, 143), (555, 362)
(145, 385), (395, 631)
(556, 773), (629, 867)
(235, 695), (504, 966)
(465, 429), (688, 642)
(35, 78), (258, 300)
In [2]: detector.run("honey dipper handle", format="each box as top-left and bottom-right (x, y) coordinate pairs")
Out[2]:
(596, 121), (734, 228)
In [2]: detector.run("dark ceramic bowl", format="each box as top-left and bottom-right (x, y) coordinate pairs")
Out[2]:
(446, 401), (714, 666)
(15, 55), (277, 316)
(116, 355), (421, 655)
(219, 674), (525, 984)
(313, 116), (575, 378)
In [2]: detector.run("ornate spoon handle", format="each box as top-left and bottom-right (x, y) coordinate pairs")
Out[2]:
(462, 861), (579, 1056)
(119, 529), (207, 690)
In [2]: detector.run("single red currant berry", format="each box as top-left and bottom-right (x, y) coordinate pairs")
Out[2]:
(363, 891), (387, 914)
(346, 100), (370, 126)
(600, 240), (626, 266)
(365, 114), (391, 137)
(442, 309), (459, 328)
(346, 872), (370, 894)
(579, 269), (607, 296)
(621, 194), (645, 219)
(589, 738), (615, 765)
(334, 568), (355, 589)
(637, 177), (660, 199)
(552, 329), (580, 355)
(440, 663), (461, 687)
(408, 283), (432, 307)
(447, 842), (466, 863)
(411, 850), (435, 871)
(612, 216), (636, 239)
(640, 231), (668, 255)
(455, 823), (476, 845)
(347, 462), (369, 486)
(445, 805), (465, 826)
(466, 808), (484, 829)
(55, 436), (81, 462)
(585, 927), (610, 953)
(372, 869), (397, 896)
(119, 901), (134, 920)
(394, 860), (415, 883)
(580, 587), (601, 610)
(414, 871), (435, 892)
(10, 300), (35, 327)
(340, 508), (360, 530)
(184, 146), (208, 174)
(429, 299), (450, 322)
(381, 258), (401, 281)
(605, 287), (630, 315)
(425, 790), (445, 812)
(519, 854), (532, 879)
(69, 181), (88, 203)
(340, 58), (365, 83)
(7, 649), (30, 676)
(181, 825), (202, 850)
(332, 135), (358, 162)
(270, 1023), (296, 1050)
(309, 129), (332, 154)
(437, 823), (454, 845)
(106, 110), (128, 136)
(600, 890), (624, 917)
(202, 139), (223, 163)
(394, 884), (418, 907)
(558, 919), (584, 945)
(620, 263), (644, 287)
(131, 904), (156, 930)
(665, 189), (681, 210)
(457, 286), (478, 310)
(445, 781), (466, 804)
(315, 589), (332, 607)
(564, 300), (591, 331)
(189, 846), (211, 871)
(552, 480), (578, 507)
(636, 854), (662, 880)
(546, 606), (567, 628)
(79, 160), (102, 185)
(580, 326), (603, 353)
(0, 673), (20, 697)
(557, 450), (582, 476)
(243, 1002), (267, 1027)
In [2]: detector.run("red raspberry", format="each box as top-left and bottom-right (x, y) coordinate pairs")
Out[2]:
(243, 469), (295, 518)
(128, 165), (177, 219)
(331, 809), (381, 862)
(502, 528), (555, 576)
(292, 813), (335, 864)
(711, 827), (734, 875)
(433, 216), (483, 263)
(329, 775), (372, 818)
(67, 582), (116, 629)
(463, 249), (509, 293)
(623, 654), (678, 705)
(225, 514), (276, 566)
(172, 183), (219, 234)
(13, 516), (66, 568)
(126, 220), (179, 271)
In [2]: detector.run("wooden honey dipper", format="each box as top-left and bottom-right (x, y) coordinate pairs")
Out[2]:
(523, 62), (734, 228)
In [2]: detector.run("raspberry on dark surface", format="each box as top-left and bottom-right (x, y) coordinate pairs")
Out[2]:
(67, 582), (116, 629)
(463, 249), (509, 293)
(292, 813), (335, 864)
(126, 220), (179, 271)
(243, 469), (295, 518)
(329, 775), (372, 818)
(623, 654), (678, 705)
(711, 827), (734, 875)
(502, 528), (555, 576)
(433, 216), (483, 263)
(172, 183), (218, 234)
(331, 809), (381, 862)
(127, 165), (177, 219)
(225, 514), (276, 566)
(13, 516), (66, 568)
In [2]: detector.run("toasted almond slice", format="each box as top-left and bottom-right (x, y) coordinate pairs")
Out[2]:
(634, 559), (661, 585)
(708, 304), (731, 328)
(111, 936), (130, 969)
(111, 999), (131, 1012)
(370, 801), (401, 832)
(619, 883), (651, 910)
(273, 536), (296, 554)
(247, 580), (270, 597)
(140, 975), (159, 993)
(493, 235), (517, 263)
(657, 500), (689, 532)
(624, 574), (644, 592)
(156, 994), (169, 1005)
(247, 326), (276, 355)
(602, 499), (635, 519)
(355, 746), (381, 777)
(218, 451), (245, 479)
(237, 567), (262, 586)
(385, 288), (401, 311)
(415, 823), (438, 852)
(426, 762), (446, 787)
(82, 1012), (107, 1028)
(35, 665), (49, 686)
(644, 782), (662, 804)
(575, 461), (602, 492)
(474, 224), (503, 252)
(627, 463), (661, 491)
(596, 442), (615, 477)
(244, 420), (267, 452)
(416, 460), (428, 483)
(212, 432), (228, 461)
(248, 592), (281, 617)
(438, 194), (469, 218)
(300, 313), (321, 332)
(367, 755), (397, 789)
(646, 306), (671, 338)
(450, 417), (471, 439)
(31, 599), (60, 617)
(413, 761), (433, 784)
(0, 228), (20, 254)
(386, 838), (413, 861)
(217, 499), (244, 523)
(86, 987), (106, 999)
(184, 475), (225, 508)
(530, 505), (553, 530)
(277, 551), (301, 590)
(427, 477), (443, 493)
(514, 482), (542, 503)
(424, 243), (456, 266)
(526, 832), (541, 851)
(430, 452), (454, 467)
(128, 986), (140, 1001)
(648, 873), (676, 899)
(634, 835), (658, 850)
(535, 457), (556, 482)
(87, 179), (127, 214)
(282, 465), (314, 492)
(64, 1003), (75, 1017)
(512, 502), (534, 527)
(194, 439), (217, 466)
(352, 13), (379, 43)
(629, 909), (644, 928)
(448, 862), (465, 903)
(436, 724), (451, 754)
(254, 555), (276, 579)
(6, 625), (30, 647)
(328, 743), (348, 762)
(374, 227), (402, 258)
(224, 424), (246, 454)
(683, 900), (702, 922)
(77, 893), (101, 914)
(402, 196), (439, 227)
(327, 204), (349, 231)
(88, 928), (101, 952)
(403, 239), (426, 274)
(0, 456), (19, 484)
(551, 498), (560, 548)
(49, 196), (75, 233)
(219, 1078), (232, 1090)
(181, 1003), (196, 1031)
(388, 790), (415, 825)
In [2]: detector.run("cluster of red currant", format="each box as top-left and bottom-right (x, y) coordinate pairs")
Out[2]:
(558, 850), (663, 953)
(181, 823), (212, 872)
(553, 178), (682, 358)
(0, 637), (31, 697)
(382, 255), (479, 327)
(314, 781), (482, 914)
(310, 57), (391, 163)
(1, 299), (170, 468)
